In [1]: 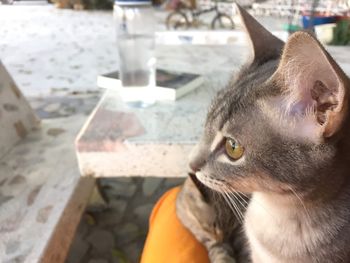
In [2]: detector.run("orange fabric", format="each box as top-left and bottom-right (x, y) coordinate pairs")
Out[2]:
(141, 187), (210, 263)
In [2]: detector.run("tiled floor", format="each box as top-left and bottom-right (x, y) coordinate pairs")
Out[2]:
(66, 177), (185, 263)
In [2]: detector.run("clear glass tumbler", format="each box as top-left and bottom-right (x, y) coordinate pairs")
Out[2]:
(114, 0), (156, 108)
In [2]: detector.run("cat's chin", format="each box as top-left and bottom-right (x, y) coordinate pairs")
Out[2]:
(195, 171), (226, 193)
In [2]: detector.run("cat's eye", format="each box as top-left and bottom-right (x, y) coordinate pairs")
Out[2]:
(225, 138), (244, 160)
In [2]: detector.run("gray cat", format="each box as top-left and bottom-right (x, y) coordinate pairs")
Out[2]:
(176, 5), (350, 263)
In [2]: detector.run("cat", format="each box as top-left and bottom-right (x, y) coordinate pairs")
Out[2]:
(176, 5), (350, 263)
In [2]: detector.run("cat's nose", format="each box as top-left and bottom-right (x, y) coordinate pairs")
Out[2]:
(189, 144), (206, 173)
(189, 162), (200, 173)
(189, 159), (205, 173)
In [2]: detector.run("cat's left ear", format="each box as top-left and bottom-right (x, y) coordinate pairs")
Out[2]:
(274, 31), (349, 138)
(236, 4), (284, 64)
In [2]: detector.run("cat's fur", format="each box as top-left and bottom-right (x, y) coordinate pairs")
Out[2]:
(176, 5), (350, 263)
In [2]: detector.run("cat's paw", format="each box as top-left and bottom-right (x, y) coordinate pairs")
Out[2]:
(208, 243), (236, 263)
(210, 254), (236, 263)
(177, 177), (223, 241)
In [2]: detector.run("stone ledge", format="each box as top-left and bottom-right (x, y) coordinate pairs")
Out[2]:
(0, 115), (94, 263)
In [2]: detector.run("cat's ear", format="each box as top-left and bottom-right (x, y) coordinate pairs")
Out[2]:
(274, 31), (349, 138)
(236, 4), (284, 63)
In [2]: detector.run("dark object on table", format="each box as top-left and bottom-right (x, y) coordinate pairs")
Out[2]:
(97, 69), (204, 101)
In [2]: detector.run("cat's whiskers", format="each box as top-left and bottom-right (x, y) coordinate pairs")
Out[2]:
(233, 190), (249, 199)
(222, 185), (248, 208)
(201, 176), (243, 223)
(221, 190), (243, 224)
(221, 185), (246, 222)
(225, 192), (245, 222)
(226, 185), (276, 220)
(287, 185), (312, 223)
(225, 189), (248, 213)
(227, 192), (245, 223)
(228, 188), (250, 207)
(198, 175), (256, 223)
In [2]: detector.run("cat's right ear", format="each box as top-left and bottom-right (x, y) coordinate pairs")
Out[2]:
(271, 31), (349, 140)
(236, 4), (284, 64)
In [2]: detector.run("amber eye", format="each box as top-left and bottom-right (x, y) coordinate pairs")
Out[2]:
(225, 138), (244, 160)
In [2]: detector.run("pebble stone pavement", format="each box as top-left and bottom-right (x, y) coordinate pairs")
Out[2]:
(1, 4), (185, 263)
(1, 3), (289, 262)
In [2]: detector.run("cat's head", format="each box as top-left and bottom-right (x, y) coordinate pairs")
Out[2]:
(190, 5), (350, 199)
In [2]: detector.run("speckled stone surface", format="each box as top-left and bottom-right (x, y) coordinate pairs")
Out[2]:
(0, 5), (117, 97)
(0, 4), (287, 98)
(0, 60), (95, 262)
(0, 112), (95, 262)
(0, 61), (40, 159)
(76, 44), (350, 178)
(76, 45), (247, 178)
(0, 115), (95, 263)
